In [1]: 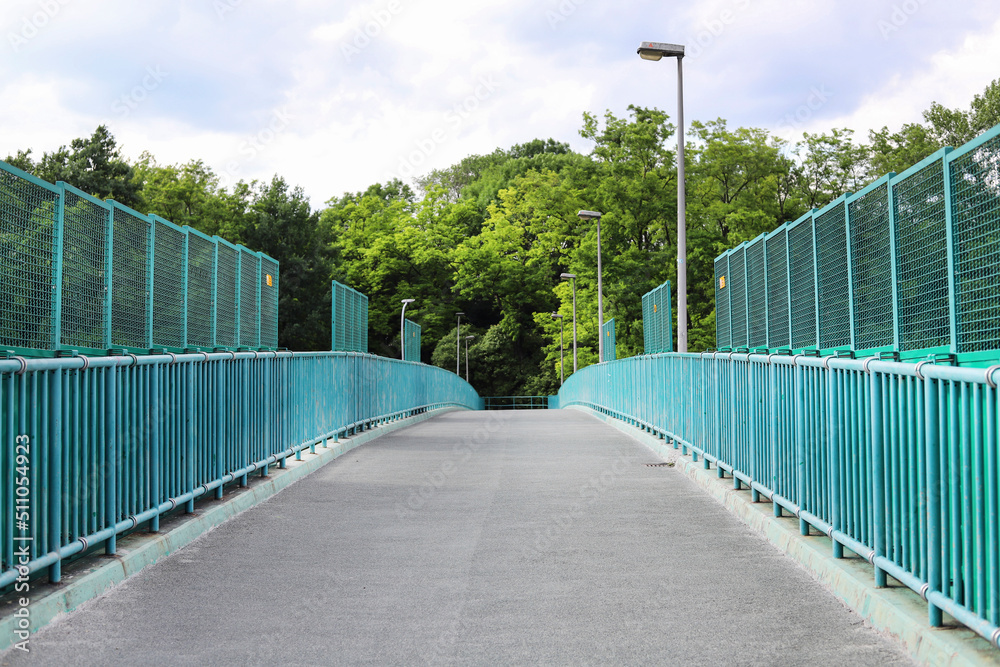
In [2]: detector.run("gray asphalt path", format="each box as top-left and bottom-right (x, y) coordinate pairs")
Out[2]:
(5, 410), (912, 666)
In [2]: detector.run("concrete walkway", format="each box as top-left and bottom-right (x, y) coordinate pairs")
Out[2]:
(3, 410), (912, 666)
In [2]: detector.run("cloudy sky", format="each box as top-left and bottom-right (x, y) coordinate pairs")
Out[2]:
(2, 0), (998, 207)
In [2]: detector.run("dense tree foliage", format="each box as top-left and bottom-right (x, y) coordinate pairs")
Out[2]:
(5, 79), (999, 394)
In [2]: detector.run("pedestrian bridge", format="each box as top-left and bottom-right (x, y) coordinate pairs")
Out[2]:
(1, 351), (999, 664)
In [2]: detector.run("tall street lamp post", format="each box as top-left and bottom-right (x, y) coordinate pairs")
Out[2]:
(559, 273), (577, 373)
(551, 312), (564, 385)
(455, 312), (464, 375)
(400, 299), (415, 360)
(637, 40), (687, 353)
(464, 335), (475, 382)
(577, 210), (603, 362)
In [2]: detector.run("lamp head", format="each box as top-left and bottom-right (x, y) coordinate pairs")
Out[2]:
(550, 312), (563, 319)
(577, 210), (603, 220)
(401, 299), (415, 304)
(560, 273), (576, 280)
(637, 41), (685, 60)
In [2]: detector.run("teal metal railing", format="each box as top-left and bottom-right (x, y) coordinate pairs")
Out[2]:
(715, 123), (1000, 366)
(0, 159), (278, 357)
(0, 351), (478, 589)
(558, 353), (1000, 648)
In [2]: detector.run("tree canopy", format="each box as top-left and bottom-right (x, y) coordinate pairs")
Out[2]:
(6, 79), (999, 395)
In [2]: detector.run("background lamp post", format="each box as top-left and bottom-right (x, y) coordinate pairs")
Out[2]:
(577, 210), (603, 362)
(464, 335), (475, 382)
(400, 299), (415, 360)
(455, 312), (464, 375)
(560, 273), (577, 373)
(551, 312), (564, 385)
(637, 40), (687, 354)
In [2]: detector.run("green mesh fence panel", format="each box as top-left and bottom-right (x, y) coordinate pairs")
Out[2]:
(602, 318), (616, 361)
(655, 282), (672, 353)
(0, 161), (59, 351)
(239, 248), (260, 348)
(185, 229), (216, 349)
(259, 253), (279, 348)
(331, 281), (368, 353)
(151, 218), (186, 349)
(765, 228), (789, 349)
(948, 129), (1000, 353)
(815, 201), (851, 350)
(848, 181), (895, 351)
(404, 318), (420, 361)
(215, 238), (239, 349)
(110, 203), (150, 350)
(642, 280), (672, 354)
(729, 245), (747, 348)
(715, 254), (730, 349)
(893, 154), (950, 352)
(59, 184), (109, 350)
(788, 217), (817, 350)
(360, 294), (368, 353)
(642, 291), (652, 353)
(745, 237), (767, 349)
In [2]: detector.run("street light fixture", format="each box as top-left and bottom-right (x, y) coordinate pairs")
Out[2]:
(577, 210), (604, 362)
(550, 312), (564, 385)
(638, 40), (687, 353)
(400, 299), (415, 361)
(560, 273), (577, 373)
(455, 312), (465, 375)
(464, 335), (475, 382)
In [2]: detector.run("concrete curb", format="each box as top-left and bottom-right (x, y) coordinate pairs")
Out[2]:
(1, 407), (462, 652)
(569, 405), (1000, 667)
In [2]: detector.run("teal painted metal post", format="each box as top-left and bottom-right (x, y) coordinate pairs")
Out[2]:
(185, 362), (195, 513)
(147, 218), (155, 349)
(104, 365), (117, 554)
(104, 205), (115, 349)
(48, 370), (62, 582)
(829, 368), (843, 558)
(886, 182), (900, 351)
(216, 360), (224, 498)
(942, 155), (959, 354)
(181, 232), (189, 350)
(795, 361), (808, 534)
(871, 369), (887, 587)
(240, 358), (249, 486)
(211, 243), (219, 349)
(843, 199), (856, 350)
(926, 374), (942, 626)
(150, 364), (161, 532)
(51, 194), (65, 350)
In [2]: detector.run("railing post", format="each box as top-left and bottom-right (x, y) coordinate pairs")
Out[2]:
(47, 370), (62, 582)
(871, 367), (887, 587)
(216, 359), (225, 498)
(150, 363), (160, 532)
(795, 361), (808, 535)
(829, 366), (843, 558)
(185, 361), (195, 512)
(104, 364), (117, 554)
(925, 373), (942, 626)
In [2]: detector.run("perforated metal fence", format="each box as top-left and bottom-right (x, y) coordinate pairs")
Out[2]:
(714, 255), (730, 349)
(712, 121), (1000, 366)
(259, 254), (279, 349)
(745, 236), (767, 349)
(0, 159), (279, 356)
(602, 317), (616, 361)
(331, 280), (368, 353)
(403, 318), (421, 362)
(641, 280), (673, 354)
